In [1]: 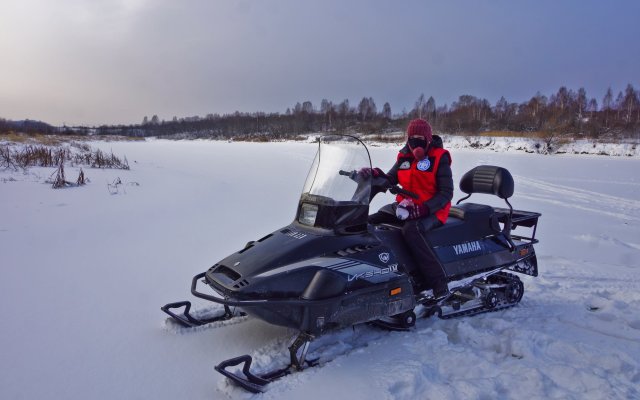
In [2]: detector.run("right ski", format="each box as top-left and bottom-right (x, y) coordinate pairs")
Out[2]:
(215, 332), (317, 393)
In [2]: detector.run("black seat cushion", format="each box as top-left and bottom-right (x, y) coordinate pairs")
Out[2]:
(449, 203), (494, 221)
(427, 204), (499, 246)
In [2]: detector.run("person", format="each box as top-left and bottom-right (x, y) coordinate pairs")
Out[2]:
(364, 119), (454, 298)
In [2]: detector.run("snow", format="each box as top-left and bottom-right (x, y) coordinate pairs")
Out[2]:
(1, 139), (639, 399)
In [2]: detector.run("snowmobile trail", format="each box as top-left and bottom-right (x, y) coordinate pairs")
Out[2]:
(248, 306), (639, 400)
(514, 175), (640, 222)
(574, 233), (640, 252)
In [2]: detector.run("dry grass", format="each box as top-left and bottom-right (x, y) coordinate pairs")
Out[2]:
(477, 131), (549, 138)
(0, 132), (63, 145)
(0, 132), (144, 146)
(1, 143), (129, 171)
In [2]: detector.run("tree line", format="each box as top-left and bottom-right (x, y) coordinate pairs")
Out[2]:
(2, 84), (639, 140)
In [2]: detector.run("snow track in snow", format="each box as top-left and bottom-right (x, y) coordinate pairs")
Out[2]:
(574, 233), (640, 251)
(515, 175), (640, 222)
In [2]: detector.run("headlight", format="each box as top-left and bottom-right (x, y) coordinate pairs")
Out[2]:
(298, 203), (318, 226)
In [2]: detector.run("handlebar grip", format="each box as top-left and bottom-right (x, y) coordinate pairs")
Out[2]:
(389, 186), (420, 199)
(401, 189), (420, 199)
(339, 169), (358, 180)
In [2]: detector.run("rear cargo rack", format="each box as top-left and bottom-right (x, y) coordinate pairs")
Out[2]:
(493, 207), (541, 244)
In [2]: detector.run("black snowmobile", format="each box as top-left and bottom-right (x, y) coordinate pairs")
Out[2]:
(162, 135), (541, 393)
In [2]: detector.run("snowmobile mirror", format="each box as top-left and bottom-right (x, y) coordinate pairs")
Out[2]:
(298, 203), (318, 226)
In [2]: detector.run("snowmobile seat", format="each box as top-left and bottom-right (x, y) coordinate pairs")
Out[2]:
(448, 202), (494, 221)
(426, 204), (500, 246)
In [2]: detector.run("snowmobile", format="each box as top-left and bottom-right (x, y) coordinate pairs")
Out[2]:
(162, 135), (541, 393)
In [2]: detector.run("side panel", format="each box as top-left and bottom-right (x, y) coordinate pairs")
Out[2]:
(234, 260), (416, 334)
(436, 238), (538, 279)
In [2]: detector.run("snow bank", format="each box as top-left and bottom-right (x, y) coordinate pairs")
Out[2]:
(363, 134), (640, 157)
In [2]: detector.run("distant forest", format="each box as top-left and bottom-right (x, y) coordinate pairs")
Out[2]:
(2, 84), (639, 140)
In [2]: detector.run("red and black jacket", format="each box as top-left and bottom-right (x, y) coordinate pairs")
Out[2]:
(386, 137), (454, 224)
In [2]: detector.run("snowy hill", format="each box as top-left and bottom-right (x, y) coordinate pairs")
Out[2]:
(1, 140), (639, 399)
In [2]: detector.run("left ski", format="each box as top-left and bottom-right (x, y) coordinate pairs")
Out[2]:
(161, 301), (247, 332)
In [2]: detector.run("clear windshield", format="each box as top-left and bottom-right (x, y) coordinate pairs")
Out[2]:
(301, 135), (372, 205)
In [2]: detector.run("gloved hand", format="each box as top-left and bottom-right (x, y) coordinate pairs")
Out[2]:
(396, 198), (428, 220)
(358, 167), (384, 178)
(408, 202), (428, 219)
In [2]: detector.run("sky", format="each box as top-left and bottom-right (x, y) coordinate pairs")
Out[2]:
(1, 0), (639, 126)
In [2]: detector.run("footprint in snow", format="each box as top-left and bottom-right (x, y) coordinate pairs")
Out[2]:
(585, 294), (611, 312)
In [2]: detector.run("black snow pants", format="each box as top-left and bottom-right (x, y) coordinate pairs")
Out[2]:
(369, 203), (447, 293)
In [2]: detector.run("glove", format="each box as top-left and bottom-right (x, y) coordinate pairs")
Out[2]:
(408, 203), (428, 219)
(396, 198), (428, 220)
(358, 167), (384, 178)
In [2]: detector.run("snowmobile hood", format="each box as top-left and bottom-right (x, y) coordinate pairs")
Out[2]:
(206, 223), (382, 296)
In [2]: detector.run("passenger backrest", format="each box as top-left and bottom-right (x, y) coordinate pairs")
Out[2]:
(457, 165), (517, 250)
(459, 165), (514, 200)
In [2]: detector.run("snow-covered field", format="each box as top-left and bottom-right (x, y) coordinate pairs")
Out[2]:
(1, 140), (639, 399)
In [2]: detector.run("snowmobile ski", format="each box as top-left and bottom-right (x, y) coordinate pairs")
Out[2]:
(215, 332), (317, 393)
(161, 301), (245, 328)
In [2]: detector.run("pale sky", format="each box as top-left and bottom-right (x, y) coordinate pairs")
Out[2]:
(1, 0), (639, 126)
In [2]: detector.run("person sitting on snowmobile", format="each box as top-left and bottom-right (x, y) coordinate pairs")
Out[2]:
(362, 118), (454, 298)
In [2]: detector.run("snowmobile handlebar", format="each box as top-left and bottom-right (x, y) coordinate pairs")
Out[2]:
(388, 185), (419, 200)
(339, 169), (419, 200)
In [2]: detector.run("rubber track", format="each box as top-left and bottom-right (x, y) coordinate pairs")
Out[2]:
(430, 272), (523, 320)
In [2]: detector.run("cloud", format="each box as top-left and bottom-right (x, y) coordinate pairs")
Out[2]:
(0, 0), (639, 125)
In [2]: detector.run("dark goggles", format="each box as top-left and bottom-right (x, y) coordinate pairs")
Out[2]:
(408, 137), (427, 149)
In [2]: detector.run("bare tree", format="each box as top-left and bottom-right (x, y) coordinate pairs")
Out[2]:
(623, 84), (639, 124)
(414, 94), (426, 118)
(426, 96), (436, 123)
(602, 87), (613, 128)
(382, 102), (392, 119)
